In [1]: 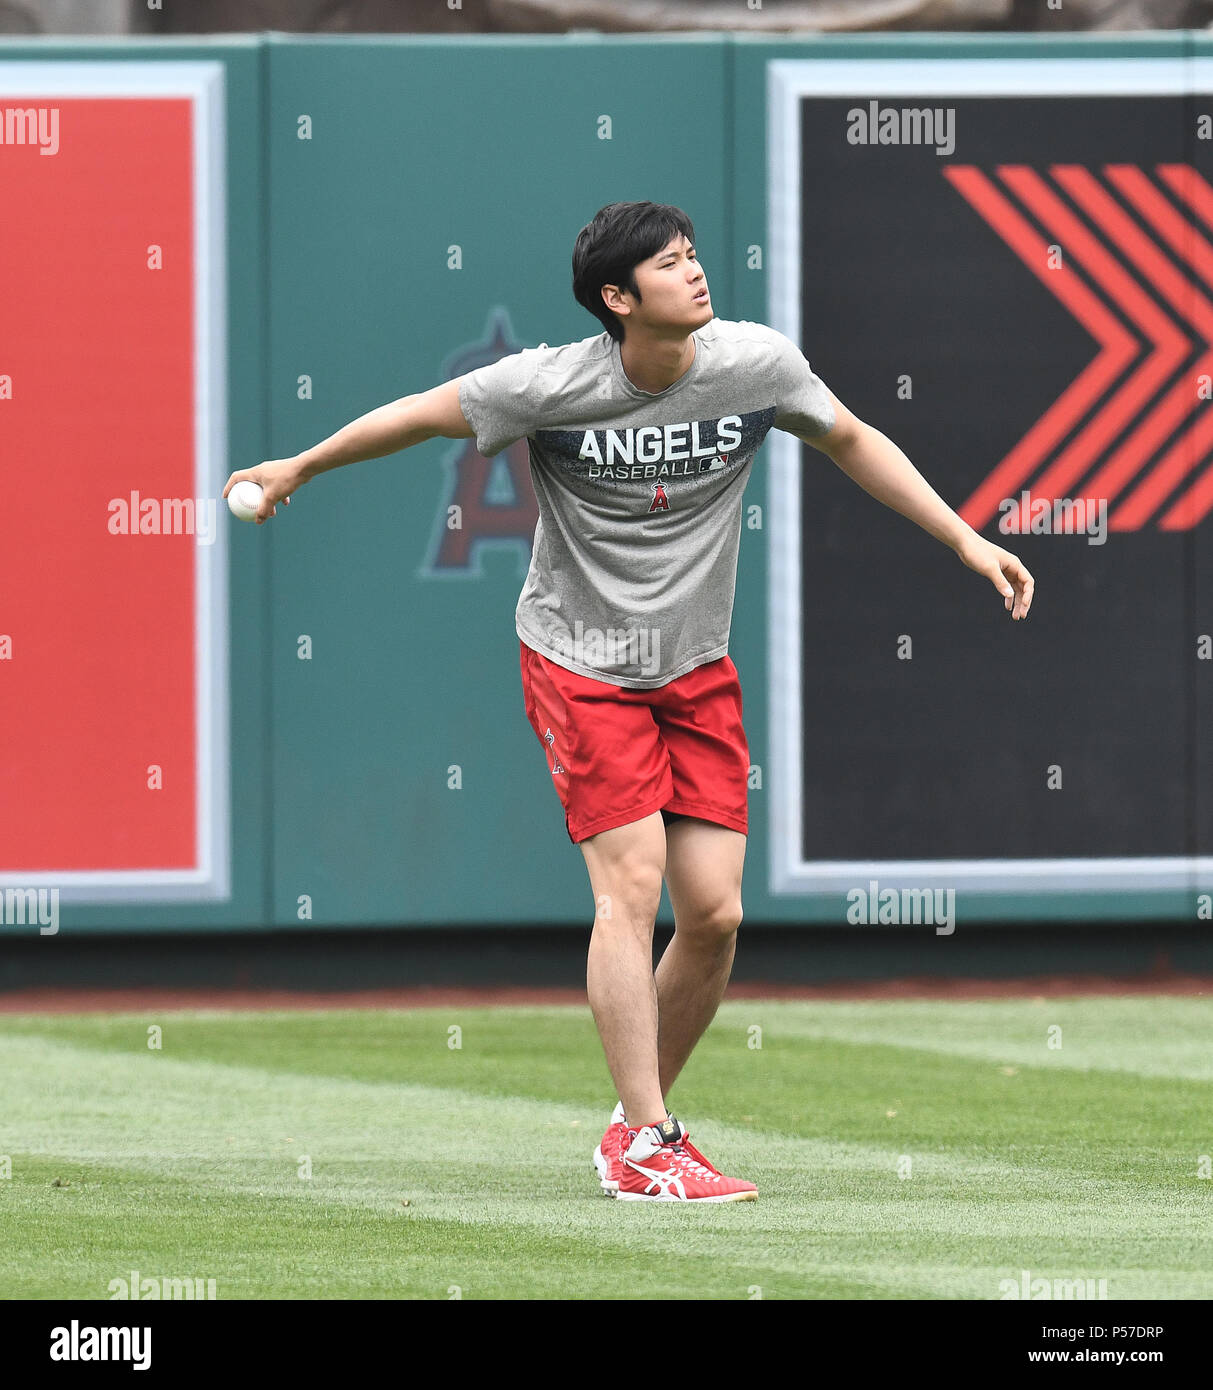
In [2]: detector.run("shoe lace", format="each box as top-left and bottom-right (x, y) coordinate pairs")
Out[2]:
(623, 1127), (722, 1182)
(667, 1140), (719, 1181)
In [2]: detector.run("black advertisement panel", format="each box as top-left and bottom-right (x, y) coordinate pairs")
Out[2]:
(767, 57), (1211, 903)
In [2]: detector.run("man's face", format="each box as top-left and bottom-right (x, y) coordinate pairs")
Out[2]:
(609, 233), (712, 336)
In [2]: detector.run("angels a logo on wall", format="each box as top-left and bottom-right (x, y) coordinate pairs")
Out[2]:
(422, 308), (539, 577)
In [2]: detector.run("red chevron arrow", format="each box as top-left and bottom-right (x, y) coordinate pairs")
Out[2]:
(1089, 165), (1213, 529)
(998, 165), (1191, 525)
(943, 166), (1138, 531)
(1154, 163), (1213, 528)
(1050, 165), (1213, 530)
(946, 164), (1213, 531)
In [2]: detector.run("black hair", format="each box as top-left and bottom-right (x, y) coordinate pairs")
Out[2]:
(572, 202), (696, 341)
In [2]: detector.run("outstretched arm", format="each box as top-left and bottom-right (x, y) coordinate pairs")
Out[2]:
(799, 392), (1034, 621)
(223, 378), (474, 524)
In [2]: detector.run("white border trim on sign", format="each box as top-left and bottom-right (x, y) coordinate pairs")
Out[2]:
(767, 55), (1213, 895)
(0, 61), (229, 902)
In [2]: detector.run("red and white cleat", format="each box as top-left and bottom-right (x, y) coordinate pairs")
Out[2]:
(593, 1101), (628, 1195)
(616, 1116), (757, 1203)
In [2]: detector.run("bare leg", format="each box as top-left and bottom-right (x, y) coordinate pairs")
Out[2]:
(654, 819), (746, 1097)
(580, 811), (668, 1129)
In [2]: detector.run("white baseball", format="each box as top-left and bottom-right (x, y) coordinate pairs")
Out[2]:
(227, 480), (264, 522)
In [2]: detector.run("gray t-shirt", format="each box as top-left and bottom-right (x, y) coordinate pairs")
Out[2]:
(457, 317), (835, 688)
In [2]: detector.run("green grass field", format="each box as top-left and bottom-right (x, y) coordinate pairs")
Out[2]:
(1, 997), (1210, 1300)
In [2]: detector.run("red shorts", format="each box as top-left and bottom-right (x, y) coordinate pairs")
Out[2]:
(519, 640), (750, 843)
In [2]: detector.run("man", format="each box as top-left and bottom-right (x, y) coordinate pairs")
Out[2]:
(225, 201), (1033, 1204)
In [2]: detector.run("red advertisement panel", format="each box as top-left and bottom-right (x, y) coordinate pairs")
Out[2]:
(0, 97), (196, 871)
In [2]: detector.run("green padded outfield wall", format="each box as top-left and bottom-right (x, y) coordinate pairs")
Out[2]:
(1, 33), (1209, 933)
(263, 36), (732, 930)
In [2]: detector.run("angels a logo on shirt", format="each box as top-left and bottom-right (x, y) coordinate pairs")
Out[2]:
(649, 483), (671, 513)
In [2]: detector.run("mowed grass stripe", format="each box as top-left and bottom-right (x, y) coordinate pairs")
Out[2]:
(2, 1003), (1208, 1176)
(11, 1145), (1206, 1301)
(2, 1023), (1212, 1298)
(4, 996), (1211, 1081)
(2, 1032), (1028, 1178)
(2, 1034), (1048, 1300)
(4, 1157), (951, 1301)
(736, 999), (1213, 1083)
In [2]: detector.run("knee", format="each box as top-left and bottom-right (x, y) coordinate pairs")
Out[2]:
(678, 895), (743, 945)
(595, 858), (663, 927)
